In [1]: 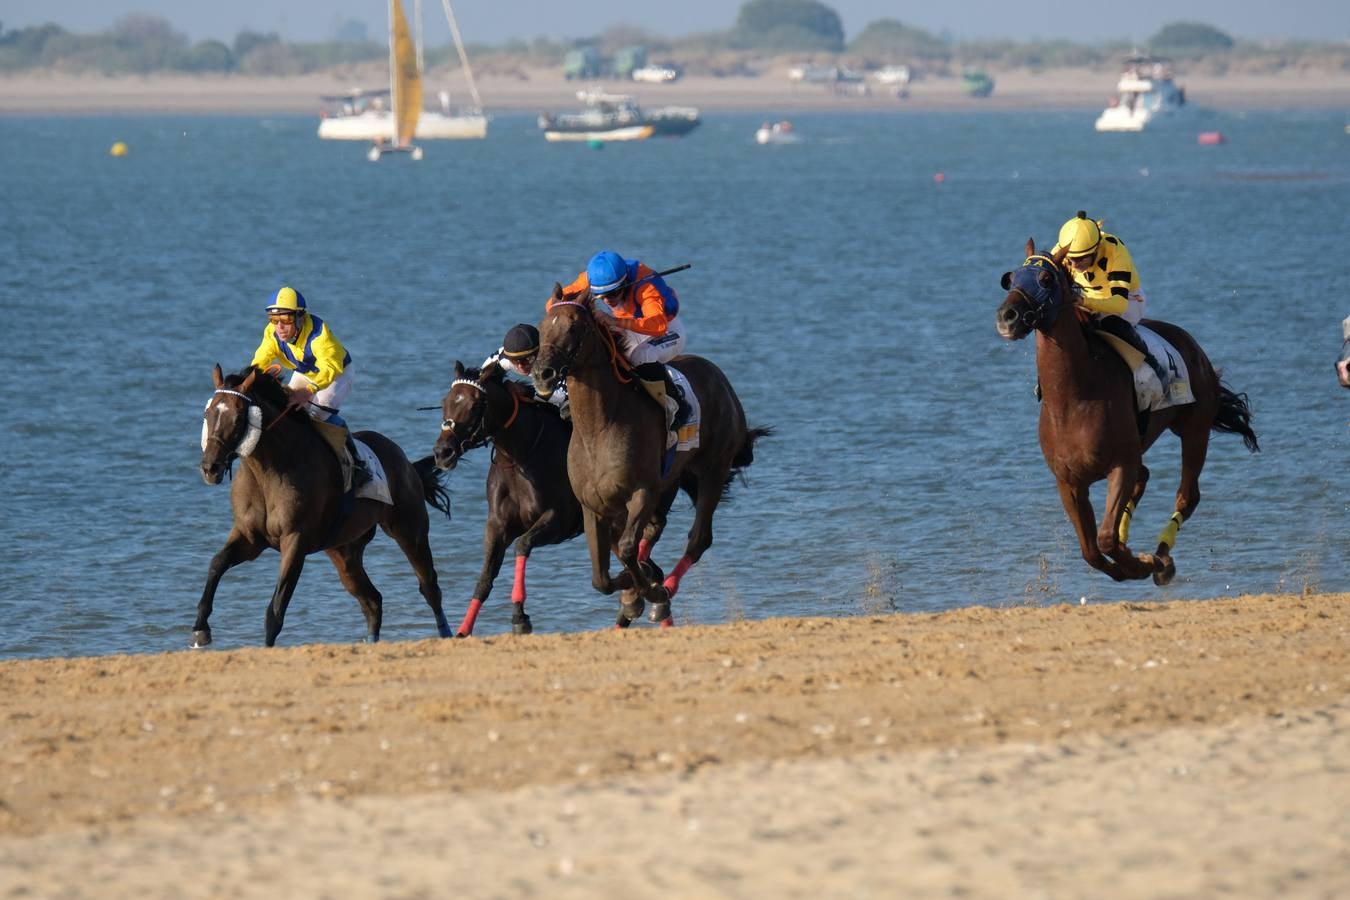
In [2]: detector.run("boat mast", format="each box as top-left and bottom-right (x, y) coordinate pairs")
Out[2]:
(387, 0), (398, 140)
(415, 0), (425, 73)
(439, 0), (483, 113)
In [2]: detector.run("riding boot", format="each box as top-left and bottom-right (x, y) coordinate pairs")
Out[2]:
(635, 363), (682, 434)
(345, 432), (373, 489)
(1098, 315), (1169, 387)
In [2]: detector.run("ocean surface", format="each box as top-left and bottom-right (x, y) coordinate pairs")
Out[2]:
(2, 108), (1347, 659)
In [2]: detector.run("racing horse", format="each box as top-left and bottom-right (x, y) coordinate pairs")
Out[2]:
(196, 364), (453, 646)
(532, 285), (770, 627)
(996, 240), (1259, 584)
(433, 360), (582, 636)
(1336, 313), (1350, 389)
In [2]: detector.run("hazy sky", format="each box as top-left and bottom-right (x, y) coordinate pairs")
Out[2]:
(2, 1), (1347, 46)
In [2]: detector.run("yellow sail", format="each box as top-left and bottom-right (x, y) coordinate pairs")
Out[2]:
(390, 0), (421, 147)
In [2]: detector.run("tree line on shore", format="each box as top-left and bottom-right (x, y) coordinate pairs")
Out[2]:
(2, 0), (1346, 78)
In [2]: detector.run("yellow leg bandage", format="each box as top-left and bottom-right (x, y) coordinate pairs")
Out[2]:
(1117, 500), (1136, 544)
(1157, 511), (1184, 550)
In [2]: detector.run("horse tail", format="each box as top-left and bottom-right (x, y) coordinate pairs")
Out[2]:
(717, 425), (774, 498)
(1212, 382), (1260, 453)
(412, 455), (453, 520)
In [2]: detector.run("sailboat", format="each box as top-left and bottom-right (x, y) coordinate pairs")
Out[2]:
(317, 0), (487, 150)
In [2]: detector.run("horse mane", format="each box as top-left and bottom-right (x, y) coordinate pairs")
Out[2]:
(224, 365), (289, 411)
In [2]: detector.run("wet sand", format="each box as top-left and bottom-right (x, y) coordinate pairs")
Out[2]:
(2, 592), (1348, 897)
(3, 67), (1349, 115)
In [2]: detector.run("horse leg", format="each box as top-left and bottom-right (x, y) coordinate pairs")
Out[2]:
(192, 531), (265, 647)
(506, 510), (566, 636)
(661, 472), (719, 604)
(616, 488), (671, 624)
(584, 509), (638, 629)
(1055, 480), (1126, 581)
(1117, 464), (1150, 545)
(1154, 429), (1209, 586)
(385, 515), (451, 638)
(638, 484), (679, 564)
(263, 534), (308, 647)
(459, 520), (512, 637)
(326, 528), (384, 643)
(1099, 465), (1158, 581)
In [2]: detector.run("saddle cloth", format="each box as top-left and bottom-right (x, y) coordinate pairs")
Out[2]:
(311, 417), (393, 505)
(1097, 325), (1195, 413)
(668, 365), (702, 452)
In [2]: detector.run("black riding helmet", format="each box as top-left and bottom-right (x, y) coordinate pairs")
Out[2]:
(503, 323), (540, 359)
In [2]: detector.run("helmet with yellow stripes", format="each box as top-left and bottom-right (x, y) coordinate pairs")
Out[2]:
(1057, 211), (1102, 258)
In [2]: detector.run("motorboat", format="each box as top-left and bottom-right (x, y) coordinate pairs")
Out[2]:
(539, 90), (700, 142)
(1094, 56), (1188, 132)
(755, 120), (802, 145)
(317, 0), (487, 146)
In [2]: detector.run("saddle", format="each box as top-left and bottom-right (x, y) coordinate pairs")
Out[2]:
(1094, 325), (1194, 413)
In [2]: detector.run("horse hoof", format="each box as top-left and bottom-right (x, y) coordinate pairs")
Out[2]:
(364, 634), (380, 644)
(512, 615), (533, 636)
(1153, 559), (1177, 586)
(190, 629), (211, 648)
(639, 559), (665, 584)
(621, 597), (645, 621)
(648, 600), (671, 623)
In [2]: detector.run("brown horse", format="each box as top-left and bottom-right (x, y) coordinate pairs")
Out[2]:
(996, 240), (1259, 584)
(532, 285), (770, 627)
(433, 360), (582, 636)
(197, 364), (453, 646)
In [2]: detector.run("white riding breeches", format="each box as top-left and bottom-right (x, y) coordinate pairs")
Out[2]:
(1122, 291), (1147, 325)
(620, 314), (686, 366)
(289, 368), (354, 422)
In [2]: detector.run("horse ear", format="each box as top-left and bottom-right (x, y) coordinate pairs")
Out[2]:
(1025, 237), (1035, 257)
(551, 282), (563, 301)
(1000, 272), (1012, 291)
(453, 360), (465, 378)
(1051, 244), (1069, 264)
(240, 367), (257, 393)
(213, 364), (223, 388)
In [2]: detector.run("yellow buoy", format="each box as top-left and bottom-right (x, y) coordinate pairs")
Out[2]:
(109, 141), (128, 157)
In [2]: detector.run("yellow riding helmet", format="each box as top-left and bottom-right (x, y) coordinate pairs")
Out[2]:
(1057, 211), (1102, 258)
(265, 286), (307, 315)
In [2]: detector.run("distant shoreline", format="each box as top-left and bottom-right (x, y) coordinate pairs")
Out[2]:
(3, 67), (1349, 115)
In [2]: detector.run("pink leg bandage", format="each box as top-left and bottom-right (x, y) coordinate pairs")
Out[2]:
(511, 555), (528, 602)
(662, 555), (694, 598)
(456, 598), (483, 636)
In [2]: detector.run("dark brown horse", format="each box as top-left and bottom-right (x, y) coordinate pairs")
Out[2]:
(532, 285), (770, 627)
(433, 360), (582, 636)
(996, 240), (1259, 584)
(197, 364), (453, 646)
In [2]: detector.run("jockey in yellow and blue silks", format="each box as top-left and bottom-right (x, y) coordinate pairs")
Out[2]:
(553, 250), (690, 436)
(1052, 211), (1169, 388)
(250, 286), (369, 486)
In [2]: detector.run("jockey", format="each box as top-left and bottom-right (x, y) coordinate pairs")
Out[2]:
(1053, 211), (1169, 389)
(556, 250), (691, 436)
(249, 286), (370, 488)
(481, 323), (570, 418)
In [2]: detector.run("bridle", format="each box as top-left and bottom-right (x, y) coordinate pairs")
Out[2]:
(201, 386), (292, 460)
(440, 379), (548, 467)
(544, 299), (634, 385)
(1005, 254), (1068, 333)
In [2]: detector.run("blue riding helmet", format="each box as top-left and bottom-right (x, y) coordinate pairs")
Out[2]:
(586, 251), (629, 297)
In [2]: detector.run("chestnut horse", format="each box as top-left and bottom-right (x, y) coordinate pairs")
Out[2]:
(996, 241), (1259, 584)
(433, 360), (582, 636)
(532, 286), (770, 627)
(197, 364), (453, 646)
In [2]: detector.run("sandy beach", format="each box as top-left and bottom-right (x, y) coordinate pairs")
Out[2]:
(2, 66), (1349, 115)
(2, 592), (1347, 897)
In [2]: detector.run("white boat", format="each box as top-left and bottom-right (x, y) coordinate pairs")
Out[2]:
(538, 90), (699, 143)
(1094, 56), (1188, 132)
(318, 0), (486, 145)
(755, 121), (802, 145)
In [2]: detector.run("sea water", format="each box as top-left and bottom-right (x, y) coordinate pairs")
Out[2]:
(1, 109), (1346, 658)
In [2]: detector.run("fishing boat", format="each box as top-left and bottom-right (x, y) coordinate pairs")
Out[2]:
(538, 90), (700, 143)
(318, 0), (486, 146)
(1094, 56), (1188, 132)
